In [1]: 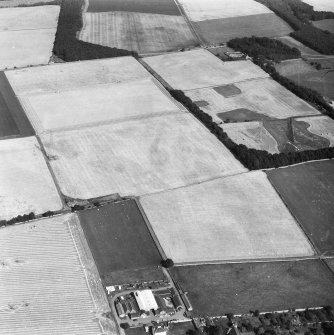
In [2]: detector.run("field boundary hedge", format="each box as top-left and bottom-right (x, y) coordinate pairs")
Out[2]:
(53, 0), (137, 62)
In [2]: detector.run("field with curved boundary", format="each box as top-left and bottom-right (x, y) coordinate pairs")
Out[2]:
(301, 0), (334, 12)
(140, 171), (314, 264)
(0, 214), (117, 335)
(0, 136), (62, 220)
(41, 113), (246, 199)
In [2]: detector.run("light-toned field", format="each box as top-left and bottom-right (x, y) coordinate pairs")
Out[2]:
(0, 6), (59, 69)
(79, 11), (197, 54)
(275, 59), (315, 76)
(302, 0), (334, 12)
(144, 49), (268, 90)
(41, 113), (247, 199)
(0, 29), (58, 70)
(187, 78), (319, 122)
(0, 6), (59, 30)
(140, 171), (314, 264)
(276, 36), (319, 55)
(222, 122), (279, 154)
(19, 78), (183, 133)
(0, 0), (55, 7)
(0, 136), (62, 220)
(298, 116), (334, 146)
(5, 57), (149, 95)
(178, 0), (271, 21)
(0, 214), (117, 335)
(313, 19), (334, 33)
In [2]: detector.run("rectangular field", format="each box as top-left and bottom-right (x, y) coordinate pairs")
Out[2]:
(87, 0), (181, 15)
(0, 136), (62, 220)
(79, 12), (197, 54)
(41, 113), (246, 199)
(194, 13), (293, 44)
(140, 171), (313, 264)
(0, 214), (116, 335)
(78, 200), (162, 284)
(144, 49), (268, 90)
(187, 78), (319, 123)
(170, 260), (334, 316)
(5, 57), (149, 96)
(178, 0), (272, 21)
(19, 78), (183, 133)
(267, 160), (334, 256)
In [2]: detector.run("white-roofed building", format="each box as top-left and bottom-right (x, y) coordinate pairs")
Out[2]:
(134, 290), (158, 311)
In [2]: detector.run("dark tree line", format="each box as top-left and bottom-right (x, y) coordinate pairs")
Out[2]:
(168, 89), (334, 170)
(254, 0), (334, 54)
(53, 0), (137, 62)
(227, 36), (301, 62)
(0, 212), (35, 227)
(228, 37), (334, 120)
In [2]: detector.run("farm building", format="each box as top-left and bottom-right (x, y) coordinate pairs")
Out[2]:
(135, 290), (158, 311)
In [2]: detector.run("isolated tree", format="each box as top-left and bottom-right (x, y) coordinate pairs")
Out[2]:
(161, 258), (174, 268)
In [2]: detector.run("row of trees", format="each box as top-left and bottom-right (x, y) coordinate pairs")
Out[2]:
(168, 89), (334, 170)
(0, 212), (35, 227)
(254, 0), (334, 54)
(228, 37), (334, 120)
(53, 0), (136, 62)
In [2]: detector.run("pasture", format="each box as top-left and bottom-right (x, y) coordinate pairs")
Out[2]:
(41, 113), (246, 199)
(19, 78), (183, 133)
(267, 160), (334, 255)
(5, 57), (149, 96)
(79, 200), (162, 285)
(177, 0), (272, 22)
(298, 116), (334, 146)
(0, 214), (116, 335)
(222, 122), (279, 154)
(170, 260), (334, 315)
(87, 0), (181, 15)
(144, 49), (268, 90)
(193, 14), (292, 44)
(79, 12), (196, 54)
(0, 136), (62, 220)
(302, 0), (334, 12)
(187, 78), (319, 123)
(0, 6), (59, 70)
(326, 258), (334, 273)
(140, 171), (313, 264)
(312, 19), (334, 34)
(275, 59), (315, 77)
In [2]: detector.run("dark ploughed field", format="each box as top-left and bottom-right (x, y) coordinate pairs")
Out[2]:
(79, 199), (163, 285)
(267, 160), (334, 255)
(87, 0), (181, 16)
(171, 260), (334, 316)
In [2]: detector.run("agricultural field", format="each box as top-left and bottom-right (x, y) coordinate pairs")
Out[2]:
(312, 19), (334, 34)
(78, 200), (163, 285)
(5, 57), (149, 95)
(267, 160), (334, 256)
(0, 214), (116, 335)
(326, 258), (334, 273)
(170, 260), (334, 315)
(222, 122), (279, 154)
(0, 6), (59, 69)
(302, 0), (334, 12)
(0, 71), (34, 138)
(144, 49), (268, 90)
(87, 0), (181, 15)
(41, 113), (246, 199)
(177, 0), (291, 44)
(187, 78), (319, 124)
(0, 136), (62, 221)
(276, 36), (319, 56)
(140, 171), (314, 264)
(275, 59), (315, 77)
(19, 78), (183, 133)
(79, 12), (197, 54)
(0, 0), (55, 7)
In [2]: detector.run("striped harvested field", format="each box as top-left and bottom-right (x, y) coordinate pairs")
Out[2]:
(187, 78), (319, 123)
(144, 49), (268, 90)
(0, 214), (117, 335)
(79, 11), (197, 54)
(140, 171), (314, 264)
(0, 136), (62, 220)
(41, 113), (246, 199)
